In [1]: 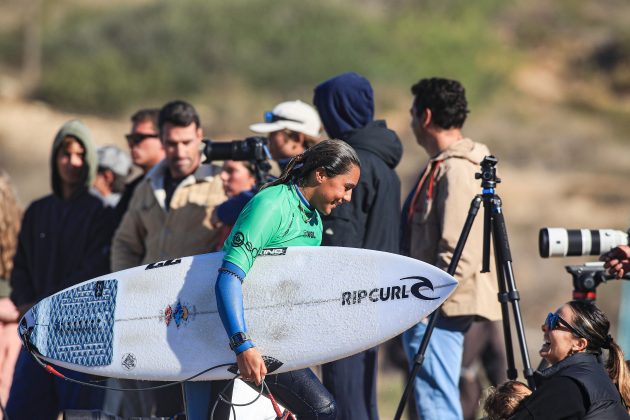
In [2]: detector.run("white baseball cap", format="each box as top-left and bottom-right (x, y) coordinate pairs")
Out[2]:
(97, 145), (132, 176)
(249, 100), (321, 138)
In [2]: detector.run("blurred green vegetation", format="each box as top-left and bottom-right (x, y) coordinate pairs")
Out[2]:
(0, 0), (516, 128)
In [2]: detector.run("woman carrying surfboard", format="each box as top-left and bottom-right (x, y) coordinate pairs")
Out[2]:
(214, 138), (361, 418)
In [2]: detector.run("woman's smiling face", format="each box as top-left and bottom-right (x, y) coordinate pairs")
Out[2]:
(540, 304), (584, 365)
(309, 165), (360, 215)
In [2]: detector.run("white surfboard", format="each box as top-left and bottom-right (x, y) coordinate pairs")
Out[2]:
(20, 247), (457, 381)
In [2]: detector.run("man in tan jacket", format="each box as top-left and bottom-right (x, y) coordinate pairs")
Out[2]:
(110, 100), (225, 417)
(401, 78), (502, 420)
(112, 100), (226, 271)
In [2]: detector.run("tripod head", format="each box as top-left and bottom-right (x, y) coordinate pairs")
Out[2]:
(565, 262), (630, 302)
(475, 155), (501, 190)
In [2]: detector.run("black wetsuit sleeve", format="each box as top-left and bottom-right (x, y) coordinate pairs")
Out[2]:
(510, 376), (587, 420)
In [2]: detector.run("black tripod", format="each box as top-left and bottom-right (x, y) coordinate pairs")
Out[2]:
(394, 156), (535, 420)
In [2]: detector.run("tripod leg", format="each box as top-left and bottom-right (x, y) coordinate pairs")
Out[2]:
(492, 231), (518, 381)
(394, 196), (482, 420)
(491, 204), (535, 388)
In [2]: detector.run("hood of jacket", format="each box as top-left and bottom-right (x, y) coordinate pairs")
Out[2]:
(313, 72), (374, 139)
(344, 120), (402, 170)
(50, 119), (97, 198)
(432, 138), (489, 165)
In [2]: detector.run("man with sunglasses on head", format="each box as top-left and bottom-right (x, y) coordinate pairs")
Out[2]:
(113, 108), (165, 225)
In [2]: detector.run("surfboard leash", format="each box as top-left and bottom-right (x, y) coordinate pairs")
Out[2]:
(20, 327), (233, 392)
(20, 327), (294, 419)
(265, 385), (296, 420)
(211, 378), (295, 420)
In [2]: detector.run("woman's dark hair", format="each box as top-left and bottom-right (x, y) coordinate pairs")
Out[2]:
(261, 139), (360, 190)
(568, 300), (630, 410)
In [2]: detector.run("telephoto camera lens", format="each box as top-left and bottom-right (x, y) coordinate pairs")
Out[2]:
(539, 228), (629, 258)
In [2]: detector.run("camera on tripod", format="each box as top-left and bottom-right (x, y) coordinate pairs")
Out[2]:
(201, 136), (271, 188)
(539, 227), (630, 301)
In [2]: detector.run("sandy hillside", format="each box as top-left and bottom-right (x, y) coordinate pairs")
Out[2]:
(1, 69), (630, 366)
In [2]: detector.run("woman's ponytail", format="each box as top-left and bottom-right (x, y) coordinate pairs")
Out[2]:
(606, 340), (630, 412)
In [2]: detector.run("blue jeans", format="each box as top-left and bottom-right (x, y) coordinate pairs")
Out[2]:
(402, 316), (470, 420)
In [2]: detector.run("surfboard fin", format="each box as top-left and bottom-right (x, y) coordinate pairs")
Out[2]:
(228, 355), (284, 375)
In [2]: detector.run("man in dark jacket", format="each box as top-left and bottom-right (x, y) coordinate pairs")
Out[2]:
(7, 120), (113, 419)
(113, 107), (165, 226)
(313, 72), (403, 420)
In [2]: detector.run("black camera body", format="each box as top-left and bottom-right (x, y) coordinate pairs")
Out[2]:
(202, 136), (269, 162)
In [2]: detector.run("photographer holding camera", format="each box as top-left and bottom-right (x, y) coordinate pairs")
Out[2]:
(601, 244), (630, 360)
(601, 245), (630, 279)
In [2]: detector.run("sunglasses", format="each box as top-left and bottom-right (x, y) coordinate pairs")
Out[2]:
(125, 132), (159, 145)
(263, 111), (303, 124)
(544, 312), (584, 338)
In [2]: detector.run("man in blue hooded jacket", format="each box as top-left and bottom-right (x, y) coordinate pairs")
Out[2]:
(313, 72), (403, 420)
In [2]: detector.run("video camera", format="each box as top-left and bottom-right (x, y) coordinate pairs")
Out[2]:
(201, 137), (271, 188)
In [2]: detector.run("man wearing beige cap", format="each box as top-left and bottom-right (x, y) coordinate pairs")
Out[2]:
(249, 100), (321, 164)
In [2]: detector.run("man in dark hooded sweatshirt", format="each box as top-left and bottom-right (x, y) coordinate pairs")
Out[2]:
(314, 72), (403, 420)
(7, 120), (113, 418)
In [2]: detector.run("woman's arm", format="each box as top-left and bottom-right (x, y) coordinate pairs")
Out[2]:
(215, 191), (283, 384)
(215, 260), (267, 384)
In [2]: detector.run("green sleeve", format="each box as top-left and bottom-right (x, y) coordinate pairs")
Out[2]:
(222, 191), (283, 274)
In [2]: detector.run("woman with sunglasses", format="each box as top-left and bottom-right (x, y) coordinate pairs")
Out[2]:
(205, 139), (360, 419)
(511, 301), (630, 419)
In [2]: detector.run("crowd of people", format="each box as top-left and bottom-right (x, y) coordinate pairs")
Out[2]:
(0, 74), (628, 420)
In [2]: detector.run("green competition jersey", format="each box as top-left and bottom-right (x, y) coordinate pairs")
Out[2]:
(222, 183), (322, 274)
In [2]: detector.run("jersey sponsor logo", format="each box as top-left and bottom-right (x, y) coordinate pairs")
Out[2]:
(258, 248), (287, 257)
(231, 231), (259, 258)
(232, 232), (245, 247)
(145, 259), (182, 270)
(341, 276), (440, 306)
(303, 230), (316, 238)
